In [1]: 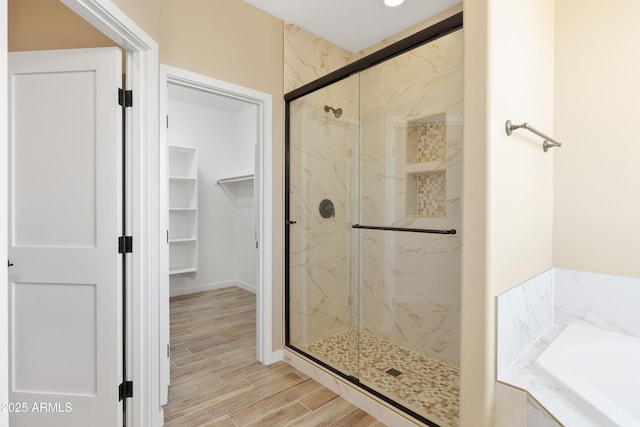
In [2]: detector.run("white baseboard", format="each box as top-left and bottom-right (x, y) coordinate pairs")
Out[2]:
(169, 279), (256, 297)
(266, 349), (283, 365)
(234, 280), (257, 294)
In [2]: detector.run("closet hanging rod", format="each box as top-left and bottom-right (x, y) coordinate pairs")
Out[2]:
(505, 120), (562, 152)
(216, 174), (254, 185)
(352, 224), (456, 235)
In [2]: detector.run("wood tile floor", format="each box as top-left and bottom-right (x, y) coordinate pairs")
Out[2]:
(164, 287), (386, 427)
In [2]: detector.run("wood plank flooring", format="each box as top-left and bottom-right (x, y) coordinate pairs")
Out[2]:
(164, 287), (385, 427)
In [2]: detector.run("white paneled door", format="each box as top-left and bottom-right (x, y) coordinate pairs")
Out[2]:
(8, 47), (123, 427)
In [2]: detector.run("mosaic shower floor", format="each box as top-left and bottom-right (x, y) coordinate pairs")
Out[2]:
(303, 329), (460, 427)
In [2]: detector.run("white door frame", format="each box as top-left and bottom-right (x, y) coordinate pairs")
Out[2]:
(159, 65), (275, 373)
(1, 2), (9, 426)
(3, 1), (161, 426)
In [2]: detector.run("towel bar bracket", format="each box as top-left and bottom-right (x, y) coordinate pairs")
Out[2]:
(505, 120), (562, 152)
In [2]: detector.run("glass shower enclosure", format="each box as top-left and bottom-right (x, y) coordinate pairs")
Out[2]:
(286, 17), (463, 427)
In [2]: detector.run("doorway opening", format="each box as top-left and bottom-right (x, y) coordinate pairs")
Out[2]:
(159, 65), (275, 407)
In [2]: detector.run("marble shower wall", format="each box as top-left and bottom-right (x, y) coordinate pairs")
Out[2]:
(288, 76), (359, 346)
(358, 30), (464, 367)
(285, 15), (464, 366)
(283, 4), (463, 93)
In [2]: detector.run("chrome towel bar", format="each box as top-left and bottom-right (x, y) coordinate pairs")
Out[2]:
(505, 120), (562, 152)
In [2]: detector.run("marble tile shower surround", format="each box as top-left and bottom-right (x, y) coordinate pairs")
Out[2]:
(288, 86), (358, 346)
(358, 34), (463, 229)
(357, 31), (463, 367)
(283, 4), (463, 93)
(289, 31), (463, 370)
(284, 23), (354, 94)
(359, 230), (461, 367)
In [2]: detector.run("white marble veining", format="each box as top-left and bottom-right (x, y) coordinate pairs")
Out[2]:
(359, 230), (461, 366)
(497, 269), (553, 376)
(500, 324), (602, 427)
(284, 23), (354, 93)
(288, 79), (358, 346)
(498, 268), (640, 426)
(356, 32), (463, 366)
(527, 395), (561, 427)
(288, 31), (464, 369)
(554, 268), (640, 337)
(283, 11), (464, 426)
(495, 382), (526, 427)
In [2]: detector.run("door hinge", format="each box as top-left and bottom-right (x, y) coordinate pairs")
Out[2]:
(118, 88), (133, 108)
(118, 236), (133, 253)
(119, 381), (133, 401)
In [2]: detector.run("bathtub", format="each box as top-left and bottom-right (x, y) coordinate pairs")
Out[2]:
(535, 324), (640, 427)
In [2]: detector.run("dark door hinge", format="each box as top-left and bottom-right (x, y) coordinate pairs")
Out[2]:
(118, 88), (133, 108)
(119, 381), (133, 401)
(118, 236), (133, 254)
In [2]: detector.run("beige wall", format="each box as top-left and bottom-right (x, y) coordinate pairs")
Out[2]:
(461, 0), (555, 425)
(8, 0), (116, 51)
(160, 0), (285, 352)
(460, 0), (491, 424)
(553, 0), (640, 277)
(111, 0), (160, 42)
(8, 0), (285, 358)
(160, 0), (282, 96)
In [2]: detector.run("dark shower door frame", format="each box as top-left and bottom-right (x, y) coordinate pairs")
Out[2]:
(284, 11), (463, 427)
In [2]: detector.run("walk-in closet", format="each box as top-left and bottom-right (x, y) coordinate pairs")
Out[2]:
(167, 83), (258, 296)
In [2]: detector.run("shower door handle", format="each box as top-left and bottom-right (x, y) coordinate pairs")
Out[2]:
(287, 220), (297, 225)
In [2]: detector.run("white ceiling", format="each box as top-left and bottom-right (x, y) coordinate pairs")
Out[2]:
(244, 0), (461, 53)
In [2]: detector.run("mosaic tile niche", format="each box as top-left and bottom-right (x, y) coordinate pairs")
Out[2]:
(413, 171), (446, 217)
(406, 114), (447, 163)
(405, 114), (449, 218)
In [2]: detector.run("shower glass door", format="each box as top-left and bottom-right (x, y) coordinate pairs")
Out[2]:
(287, 74), (360, 378)
(287, 25), (463, 427)
(355, 30), (463, 426)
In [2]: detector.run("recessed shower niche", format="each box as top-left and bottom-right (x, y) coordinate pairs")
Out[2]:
(407, 170), (447, 217)
(406, 114), (447, 164)
(286, 14), (463, 427)
(404, 113), (461, 218)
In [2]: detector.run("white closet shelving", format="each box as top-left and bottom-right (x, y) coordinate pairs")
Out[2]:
(168, 145), (198, 275)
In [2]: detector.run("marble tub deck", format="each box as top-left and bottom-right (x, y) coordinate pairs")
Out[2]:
(499, 324), (602, 427)
(303, 329), (460, 427)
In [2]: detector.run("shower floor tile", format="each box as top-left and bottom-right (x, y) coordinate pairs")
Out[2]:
(304, 329), (460, 427)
